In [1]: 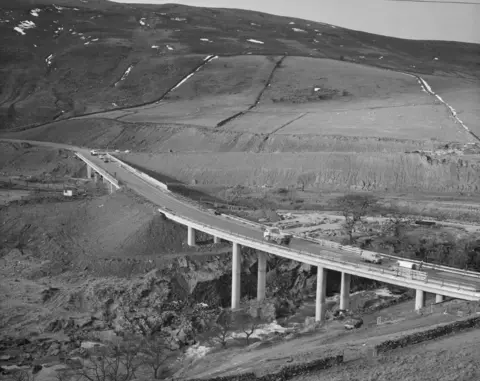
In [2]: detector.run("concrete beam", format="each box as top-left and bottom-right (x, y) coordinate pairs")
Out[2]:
(315, 266), (327, 322)
(213, 236), (221, 244)
(257, 252), (267, 301)
(415, 289), (426, 310)
(87, 165), (92, 179)
(435, 294), (444, 304)
(187, 226), (196, 246)
(232, 242), (241, 310)
(339, 272), (351, 310)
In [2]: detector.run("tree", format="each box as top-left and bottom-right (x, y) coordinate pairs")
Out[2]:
(234, 299), (276, 345)
(211, 308), (233, 348)
(335, 194), (377, 244)
(140, 334), (178, 379)
(74, 342), (141, 381)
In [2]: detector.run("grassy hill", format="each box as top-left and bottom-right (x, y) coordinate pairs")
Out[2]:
(1, 0), (479, 130)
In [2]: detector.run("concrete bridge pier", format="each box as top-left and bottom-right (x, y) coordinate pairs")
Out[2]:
(232, 242), (241, 310)
(415, 289), (426, 310)
(187, 226), (196, 246)
(93, 172), (99, 182)
(108, 182), (114, 194)
(213, 236), (221, 244)
(435, 294), (444, 303)
(86, 165), (92, 179)
(257, 252), (267, 301)
(339, 272), (351, 310)
(315, 266), (327, 322)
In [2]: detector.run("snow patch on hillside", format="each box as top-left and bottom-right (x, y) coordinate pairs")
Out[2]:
(247, 39), (264, 44)
(289, 22), (295, 25)
(115, 65), (134, 87)
(170, 55), (218, 92)
(171, 17), (186, 21)
(166, 45), (174, 50)
(292, 28), (306, 33)
(53, 5), (65, 11)
(405, 72), (472, 134)
(200, 38), (211, 42)
(151, 45), (160, 49)
(14, 21), (36, 35)
(139, 18), (146, 26)
(30, 9), (41, 17)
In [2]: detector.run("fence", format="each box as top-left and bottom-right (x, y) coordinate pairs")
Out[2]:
(106, 154), (168, 191)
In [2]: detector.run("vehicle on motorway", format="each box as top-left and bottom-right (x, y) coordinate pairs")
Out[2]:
(263, 227), (292, 245)
(359, 250), (382, 264)
(90, 149), (99, 156)
(207, 208), (221, 215)
(396, 260), (419, 270)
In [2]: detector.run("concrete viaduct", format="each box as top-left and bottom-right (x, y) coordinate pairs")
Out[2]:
(162, 210), (480, 322)
(75, 152), (120, 194)
(62, 146), (480, 322)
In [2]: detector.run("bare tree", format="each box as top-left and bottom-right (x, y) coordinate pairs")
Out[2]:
(235, 299), (276, 345)
(75, 343), (141, 381)
(211, 308), (233, 348)
(140, 334), (178, 379)
(335, 194), (377, 244)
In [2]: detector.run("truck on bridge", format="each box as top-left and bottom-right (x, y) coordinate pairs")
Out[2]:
(263, 227), (292, 246)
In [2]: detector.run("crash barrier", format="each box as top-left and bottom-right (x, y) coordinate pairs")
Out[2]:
(74, 153), (120, 189)
(186, 354), (343, 381)
(160, 208), (480, 299)
(106, 154), (168, 191)
(374, 315), (480, 354)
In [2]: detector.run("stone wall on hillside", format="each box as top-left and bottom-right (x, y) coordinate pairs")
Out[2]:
(186, 354), (344, 381)
(375, 315), (480, 353)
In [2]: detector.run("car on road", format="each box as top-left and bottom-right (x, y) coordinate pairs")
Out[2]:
(90, 149), (99, 156)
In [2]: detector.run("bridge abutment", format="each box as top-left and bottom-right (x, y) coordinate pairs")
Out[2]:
(340, 272), (351, 310)
(187, 226), (196, 246)
(257, 252), (267, 301)
(435, 294), (444, 303)
(315, 266), (327, 322)
(415, 289), (426, 310)
(232, 242), (241, 310)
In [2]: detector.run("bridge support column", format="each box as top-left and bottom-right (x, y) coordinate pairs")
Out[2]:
(213, 236), (221, 244)
(415, 289), (426, 310)
(86, 165), (92, 179)
(339, 272), (351, 311)
(187, 226), (196, 246)
(232, 242), (241, 310)
(257, 252), (267, 302)
(315, 266), (327, 322)
(93, 172), (99, 182)
(109, 182), (114, 194)
(435, 294), (444, 304)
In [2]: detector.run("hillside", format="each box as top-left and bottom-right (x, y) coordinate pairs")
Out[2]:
(1, 0), (479, 130)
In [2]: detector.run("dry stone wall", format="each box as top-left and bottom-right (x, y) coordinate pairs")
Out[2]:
(375, 315), (480, 353)
(185, 354), (343, 381)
